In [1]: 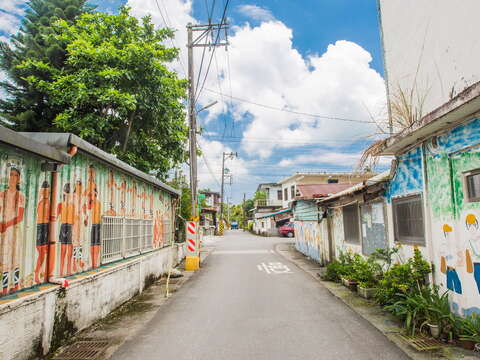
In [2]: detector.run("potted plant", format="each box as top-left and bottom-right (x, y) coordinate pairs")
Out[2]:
(353, 257), (381, 299)
(458, 314), (480, 350)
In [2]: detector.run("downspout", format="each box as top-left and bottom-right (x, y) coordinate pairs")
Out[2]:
(46, 145), (78, 288)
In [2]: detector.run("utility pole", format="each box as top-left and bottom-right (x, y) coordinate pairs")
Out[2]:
(187, 22), (228, 220)
(242, 193), (246, 231)
(219, 151), (236, 234)
(185, 21), (228, 269)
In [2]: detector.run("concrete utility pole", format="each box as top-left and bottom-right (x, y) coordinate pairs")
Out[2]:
(186, 22), (229, 269)
(187, 22), (229, 219)
(220, 151), (236, 234)
(242, 192), (246, 230)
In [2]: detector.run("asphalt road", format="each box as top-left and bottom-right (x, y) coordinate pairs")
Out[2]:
(111, 231), (409, 360)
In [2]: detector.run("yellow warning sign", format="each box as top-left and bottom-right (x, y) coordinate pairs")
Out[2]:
(190, 216), (199, 221)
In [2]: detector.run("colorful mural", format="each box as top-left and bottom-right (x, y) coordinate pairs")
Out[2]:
(294, 220), (328, 264)
(425, 117), (480, 316)
(386, 146), (424, 201)
(0, 144), (175, 297)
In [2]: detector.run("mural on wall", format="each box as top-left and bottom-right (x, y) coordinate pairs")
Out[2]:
(386, 146), (424, 201)
(0, 147), (174, 297)
(425, 118), (480, 316)
(360, 202), (388, 256)
(295, 221), (323, 263)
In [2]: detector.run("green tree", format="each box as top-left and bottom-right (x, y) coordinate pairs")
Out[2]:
(0, 0), (92, 130)
(19, 7), (188, 176)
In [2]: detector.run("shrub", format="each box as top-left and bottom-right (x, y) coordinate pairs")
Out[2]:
(374, 249), (431, 306)
(352, 257), (382, 288)
(323, 261), (345, 282)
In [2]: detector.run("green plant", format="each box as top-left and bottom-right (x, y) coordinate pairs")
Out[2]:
(374, 249), (431, 306)
(323, 261), (345, 282)
(385, 288), (429, 335)
(458, 313), (480, 343)
(370, 247), (400, 271)
(352, 257), (382, 288)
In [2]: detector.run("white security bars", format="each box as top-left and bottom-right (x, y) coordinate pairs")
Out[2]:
(101, 216), (155, 264)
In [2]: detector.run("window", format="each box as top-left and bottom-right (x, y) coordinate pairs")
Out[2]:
(328, 179), (339, 184)
(284, 188), (288, 201)
(291, 185), (295, 199)
(343, 204), (360, 244)
(101, 217), (154, 264)
(465, 170), (480, 202)
(277, 190), (283, 200)
(392, 194), (425, 245)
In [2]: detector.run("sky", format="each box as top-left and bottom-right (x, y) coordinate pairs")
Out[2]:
(0, 0), (390, 204)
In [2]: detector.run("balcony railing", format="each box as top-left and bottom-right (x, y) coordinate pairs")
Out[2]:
(254, 199), (282, 207)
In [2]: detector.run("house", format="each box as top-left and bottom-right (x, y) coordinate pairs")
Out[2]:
(317, 171), (391, 262)
(200, 191), (220, 235)
(293, 183), (355, 264)
(251, 183), (283, 235)
(0, 128), (184, 359)
(278, 172), (375, 210)
(375, 0), (480, 316)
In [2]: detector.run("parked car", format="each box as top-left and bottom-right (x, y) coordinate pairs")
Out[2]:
(279, 222), (294, 237)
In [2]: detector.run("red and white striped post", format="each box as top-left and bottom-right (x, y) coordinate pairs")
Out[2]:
(185, 221), (200, 270)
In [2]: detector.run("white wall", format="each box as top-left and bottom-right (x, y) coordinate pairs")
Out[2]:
(379, 0), (480, 116)
(0, 245), (184, 360)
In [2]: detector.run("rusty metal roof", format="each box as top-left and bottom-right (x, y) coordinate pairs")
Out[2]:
(296, 183), (354, 199)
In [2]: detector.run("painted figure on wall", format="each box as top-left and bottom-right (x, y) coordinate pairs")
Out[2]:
(465, 213), (480, 294)
(153, 210), (163, 248)
(440, 223), (462, 294)
(72, 180), (87, 272)
(87, 165), (102, 268)
(34, 181), (50, 283)
(119, 177), (127, 217)
(57, 183), (74, 276)
(106, 170), (117, 216)
(129, 181), (137, 217)
(0, 167), (25, 295)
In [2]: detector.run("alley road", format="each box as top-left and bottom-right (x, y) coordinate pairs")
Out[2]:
(111, 231), (408, 360)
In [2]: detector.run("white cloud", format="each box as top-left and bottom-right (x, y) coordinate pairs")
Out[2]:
(200, 22), (387, 158)
(0, 11), (22, 35)
(278, 152), (362, 168)
(237, 5), (275, 22)
(0, 0), (25, 16)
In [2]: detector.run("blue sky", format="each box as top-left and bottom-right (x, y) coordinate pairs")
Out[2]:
(1, 0), (388, 203)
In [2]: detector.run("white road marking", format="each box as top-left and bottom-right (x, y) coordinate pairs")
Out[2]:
(213, 250), (272, 255)
(257, 262), (293, 274)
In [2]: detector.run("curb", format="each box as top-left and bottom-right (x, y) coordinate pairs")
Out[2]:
(273, 243), (469, 360)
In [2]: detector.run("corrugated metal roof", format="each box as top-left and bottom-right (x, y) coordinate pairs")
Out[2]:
(257, 208), (291, 219)
(296, 183), (354, 199)
(20, 132), (180, 196)
(0, 125), (70, 163)
(318, 170), (391, 203)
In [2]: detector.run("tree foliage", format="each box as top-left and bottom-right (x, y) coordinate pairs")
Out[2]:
(16, 7), (188, 176)
(0, 0), (92, 130)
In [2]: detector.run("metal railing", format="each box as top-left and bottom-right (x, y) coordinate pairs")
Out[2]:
(101, 216), (154, 264)
(254, 199), (282, 207)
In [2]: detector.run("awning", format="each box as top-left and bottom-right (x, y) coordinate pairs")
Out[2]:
(257, 208), (291, 219)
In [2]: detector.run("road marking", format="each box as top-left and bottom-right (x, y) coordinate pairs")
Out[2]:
(213, 250), (272, 255)
(257, 262), (293, 274)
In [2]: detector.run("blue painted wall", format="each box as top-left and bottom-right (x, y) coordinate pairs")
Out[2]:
(386, 146), (424, 201)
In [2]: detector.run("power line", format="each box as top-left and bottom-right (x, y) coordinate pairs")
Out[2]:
(204, 88), (376, 124)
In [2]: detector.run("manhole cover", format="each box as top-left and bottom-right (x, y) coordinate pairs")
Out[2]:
(396, 334), (444, 351)
(54, 340), (110, 359)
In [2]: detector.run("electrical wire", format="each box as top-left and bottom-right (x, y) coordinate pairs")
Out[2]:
(203, 88), (376, 124)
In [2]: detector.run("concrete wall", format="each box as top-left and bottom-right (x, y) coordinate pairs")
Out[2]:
(379, 0), (480, 116)
(0, 244), (184, 360)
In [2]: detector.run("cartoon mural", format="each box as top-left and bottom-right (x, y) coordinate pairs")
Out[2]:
(294, 220), (325, 263)
(424, 117), (480, 316)
(0, 142), (176, 297)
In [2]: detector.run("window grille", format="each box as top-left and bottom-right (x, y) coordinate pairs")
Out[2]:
(465, 170), (480, 202)
(277, 190), (283, 200)
(343, 204), (360, 244)
(284, 188), (288, 201)
(162, 220), (171, 246)
(392, 194), (425, 245)
(101, 217), (154, 264)
(291, 186), (295, 199)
